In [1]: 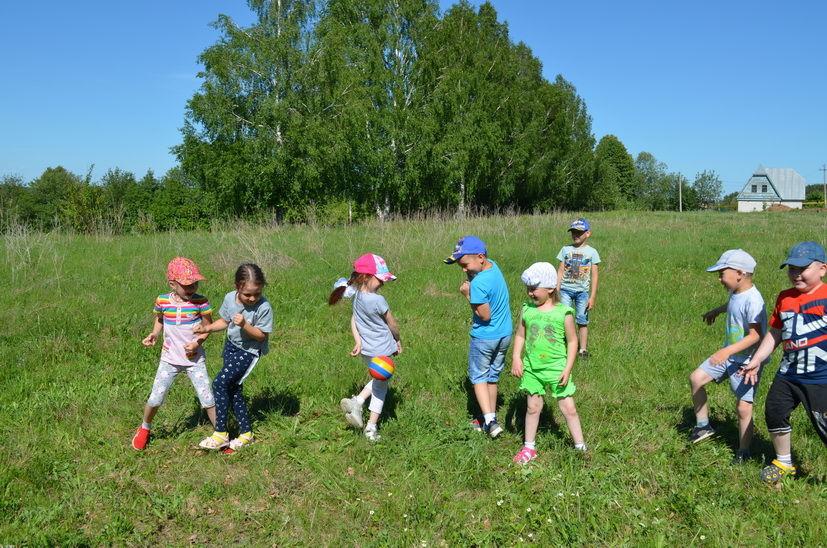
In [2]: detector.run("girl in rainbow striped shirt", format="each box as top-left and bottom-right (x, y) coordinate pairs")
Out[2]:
(132, 257), (217, 450)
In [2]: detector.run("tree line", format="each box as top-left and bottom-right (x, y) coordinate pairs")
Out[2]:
(1, 0), (724, 233)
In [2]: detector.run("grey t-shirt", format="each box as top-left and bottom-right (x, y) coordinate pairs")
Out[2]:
(352, 291), (396, 357)
(724, 285), (767, 361)
(219, 291), (274, 355)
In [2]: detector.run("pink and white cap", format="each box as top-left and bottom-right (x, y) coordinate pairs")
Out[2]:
(353, 253), (397, 282)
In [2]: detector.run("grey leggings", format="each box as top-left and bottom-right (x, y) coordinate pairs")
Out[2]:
(147, 360), (215, 408)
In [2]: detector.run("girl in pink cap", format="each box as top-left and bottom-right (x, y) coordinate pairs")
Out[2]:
(132, 257), (217, 450)
(329, 254), (402, 441)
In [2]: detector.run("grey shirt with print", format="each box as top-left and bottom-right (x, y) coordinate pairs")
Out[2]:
(219, 291), (274, 356)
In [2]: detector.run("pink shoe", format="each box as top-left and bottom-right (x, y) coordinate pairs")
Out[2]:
(512, 446), (537, 464)
(132, 426), (150, 450)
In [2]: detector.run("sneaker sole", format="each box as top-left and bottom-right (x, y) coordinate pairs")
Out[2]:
(690, 431), (716, 443)
(345, 413), (364, 429)
(487, 425), (503, 438)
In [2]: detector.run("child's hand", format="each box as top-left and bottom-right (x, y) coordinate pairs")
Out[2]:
(587, 297), (595, 311)
(701, 309), (720, 325)
(558, 369), (570, 386)
(708, 349), (730, 366)
(395, 340), (403, 355)
(142, 333), (157, 346)
(350, 342), (362, 357)
(738, 361), (760, 385)
(183, 341), (200, 354)
(192, 323), (206, 334)
(459, 280), (470, 298)
(511, 357), (524, 378)
(232, 313), (246, 327)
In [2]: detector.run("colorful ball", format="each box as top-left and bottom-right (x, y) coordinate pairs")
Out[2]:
(368, 355), (395, 381)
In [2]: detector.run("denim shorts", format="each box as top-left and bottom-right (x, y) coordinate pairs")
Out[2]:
(559, 288), (589, 325)
(468, 335), (511, 384)
(699, 356), (759, 403)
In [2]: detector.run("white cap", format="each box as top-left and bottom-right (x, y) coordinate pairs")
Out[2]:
(521, 262), (558, 288)
(706, 249), (756, 274)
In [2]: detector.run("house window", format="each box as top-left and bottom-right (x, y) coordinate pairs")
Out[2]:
(751, 185), (757, 193)
(762, 184), (767, 192)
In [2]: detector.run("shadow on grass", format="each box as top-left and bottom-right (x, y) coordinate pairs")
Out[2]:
(677, 405), (775, 462)
(461, 377), (505, 421)
(504, 393), (563, 440)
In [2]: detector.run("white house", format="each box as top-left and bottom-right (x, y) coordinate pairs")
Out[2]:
(736, 165), (806, 212)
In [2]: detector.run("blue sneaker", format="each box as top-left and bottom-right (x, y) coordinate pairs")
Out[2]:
(484, 419), (503, 438)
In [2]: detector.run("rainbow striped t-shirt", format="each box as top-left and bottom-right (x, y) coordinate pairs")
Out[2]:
(154, 293), (213, 365)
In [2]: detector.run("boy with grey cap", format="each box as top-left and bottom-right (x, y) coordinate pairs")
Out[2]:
(688, 249), (767, 464)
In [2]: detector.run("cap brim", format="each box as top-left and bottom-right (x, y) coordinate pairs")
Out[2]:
(176, 276), (206, 284)
(376, 272), (396, 282)
(443, 255), (459, 264)
(780, 258), (814, 269)
(706, 263), (726, 272)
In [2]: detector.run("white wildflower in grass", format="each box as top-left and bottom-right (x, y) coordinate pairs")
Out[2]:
(387, 492), (392, 497)
(547, 519), (552, 523)
(497, 500), (504, 506)
(700, 536), (706, 541)
(528, 533), (533, 538)
(556, 492), (563, 497)
(403, 514), (408, 519)
(527, 507), (532, 513)
(369, 510), (374, 516)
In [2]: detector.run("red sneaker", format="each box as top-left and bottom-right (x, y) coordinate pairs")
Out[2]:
(132, 426), (150, 450)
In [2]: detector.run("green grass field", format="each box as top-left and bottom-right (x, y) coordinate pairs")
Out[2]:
(2, 211), (827, 546)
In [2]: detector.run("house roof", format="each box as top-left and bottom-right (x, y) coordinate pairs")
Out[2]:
(737, 165), (806, 201)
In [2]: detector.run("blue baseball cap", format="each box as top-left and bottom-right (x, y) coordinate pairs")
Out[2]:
(780, 241), (827, 269)
(444, 235), (487, 264)
(567, 218), (590, 232)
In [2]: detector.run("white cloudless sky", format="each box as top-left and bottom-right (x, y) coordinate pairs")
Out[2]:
(2, 0), (825, 195)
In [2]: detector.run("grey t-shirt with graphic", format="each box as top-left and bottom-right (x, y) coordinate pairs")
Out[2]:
(219, 291), (274, 356)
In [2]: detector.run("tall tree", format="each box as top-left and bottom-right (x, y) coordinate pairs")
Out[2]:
(692, 169), (722, 209)
(634, 151), (672, 210)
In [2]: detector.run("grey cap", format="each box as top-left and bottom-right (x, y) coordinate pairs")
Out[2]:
(706, 249), (757, 274)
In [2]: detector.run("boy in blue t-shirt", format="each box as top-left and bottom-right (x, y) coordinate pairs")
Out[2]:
(444, 236), (512, 438)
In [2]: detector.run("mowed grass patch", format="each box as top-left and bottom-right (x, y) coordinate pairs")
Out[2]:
(1, 211), (826, 546)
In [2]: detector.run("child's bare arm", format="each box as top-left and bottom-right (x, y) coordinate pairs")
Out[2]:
(383, 310), (402, 354)
(739, 327), (782, 385)
(511, 311), (526, 377)
(193, 316), (229, 335)
(142, 315), (163, 346)
(558, 313), (579, 386)
(350, 315), (362, 356)
(708, 322), (762, 365)
(701, 304), (727, 325)
(587, 264), (598, 310)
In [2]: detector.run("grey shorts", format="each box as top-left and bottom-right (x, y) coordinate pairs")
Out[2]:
(699, 356), (760, 403)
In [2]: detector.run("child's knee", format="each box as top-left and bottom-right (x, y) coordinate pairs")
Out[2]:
(558, 397), (577, 417)
(689, 369), (710, 388)
(526, 396), (543, 415)
(736, 399), (753, 418)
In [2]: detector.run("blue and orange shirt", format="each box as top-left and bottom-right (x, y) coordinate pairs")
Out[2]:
(770, 283), (827, 384)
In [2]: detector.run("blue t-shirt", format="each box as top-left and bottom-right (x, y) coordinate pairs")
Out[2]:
(469, 259), (512, 339)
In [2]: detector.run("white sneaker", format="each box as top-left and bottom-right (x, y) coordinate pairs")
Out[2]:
(364, 426), (381, 441)
(340, 396), (364, 429)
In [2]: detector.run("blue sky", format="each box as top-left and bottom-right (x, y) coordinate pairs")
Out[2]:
(2, 1), (825, 195)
